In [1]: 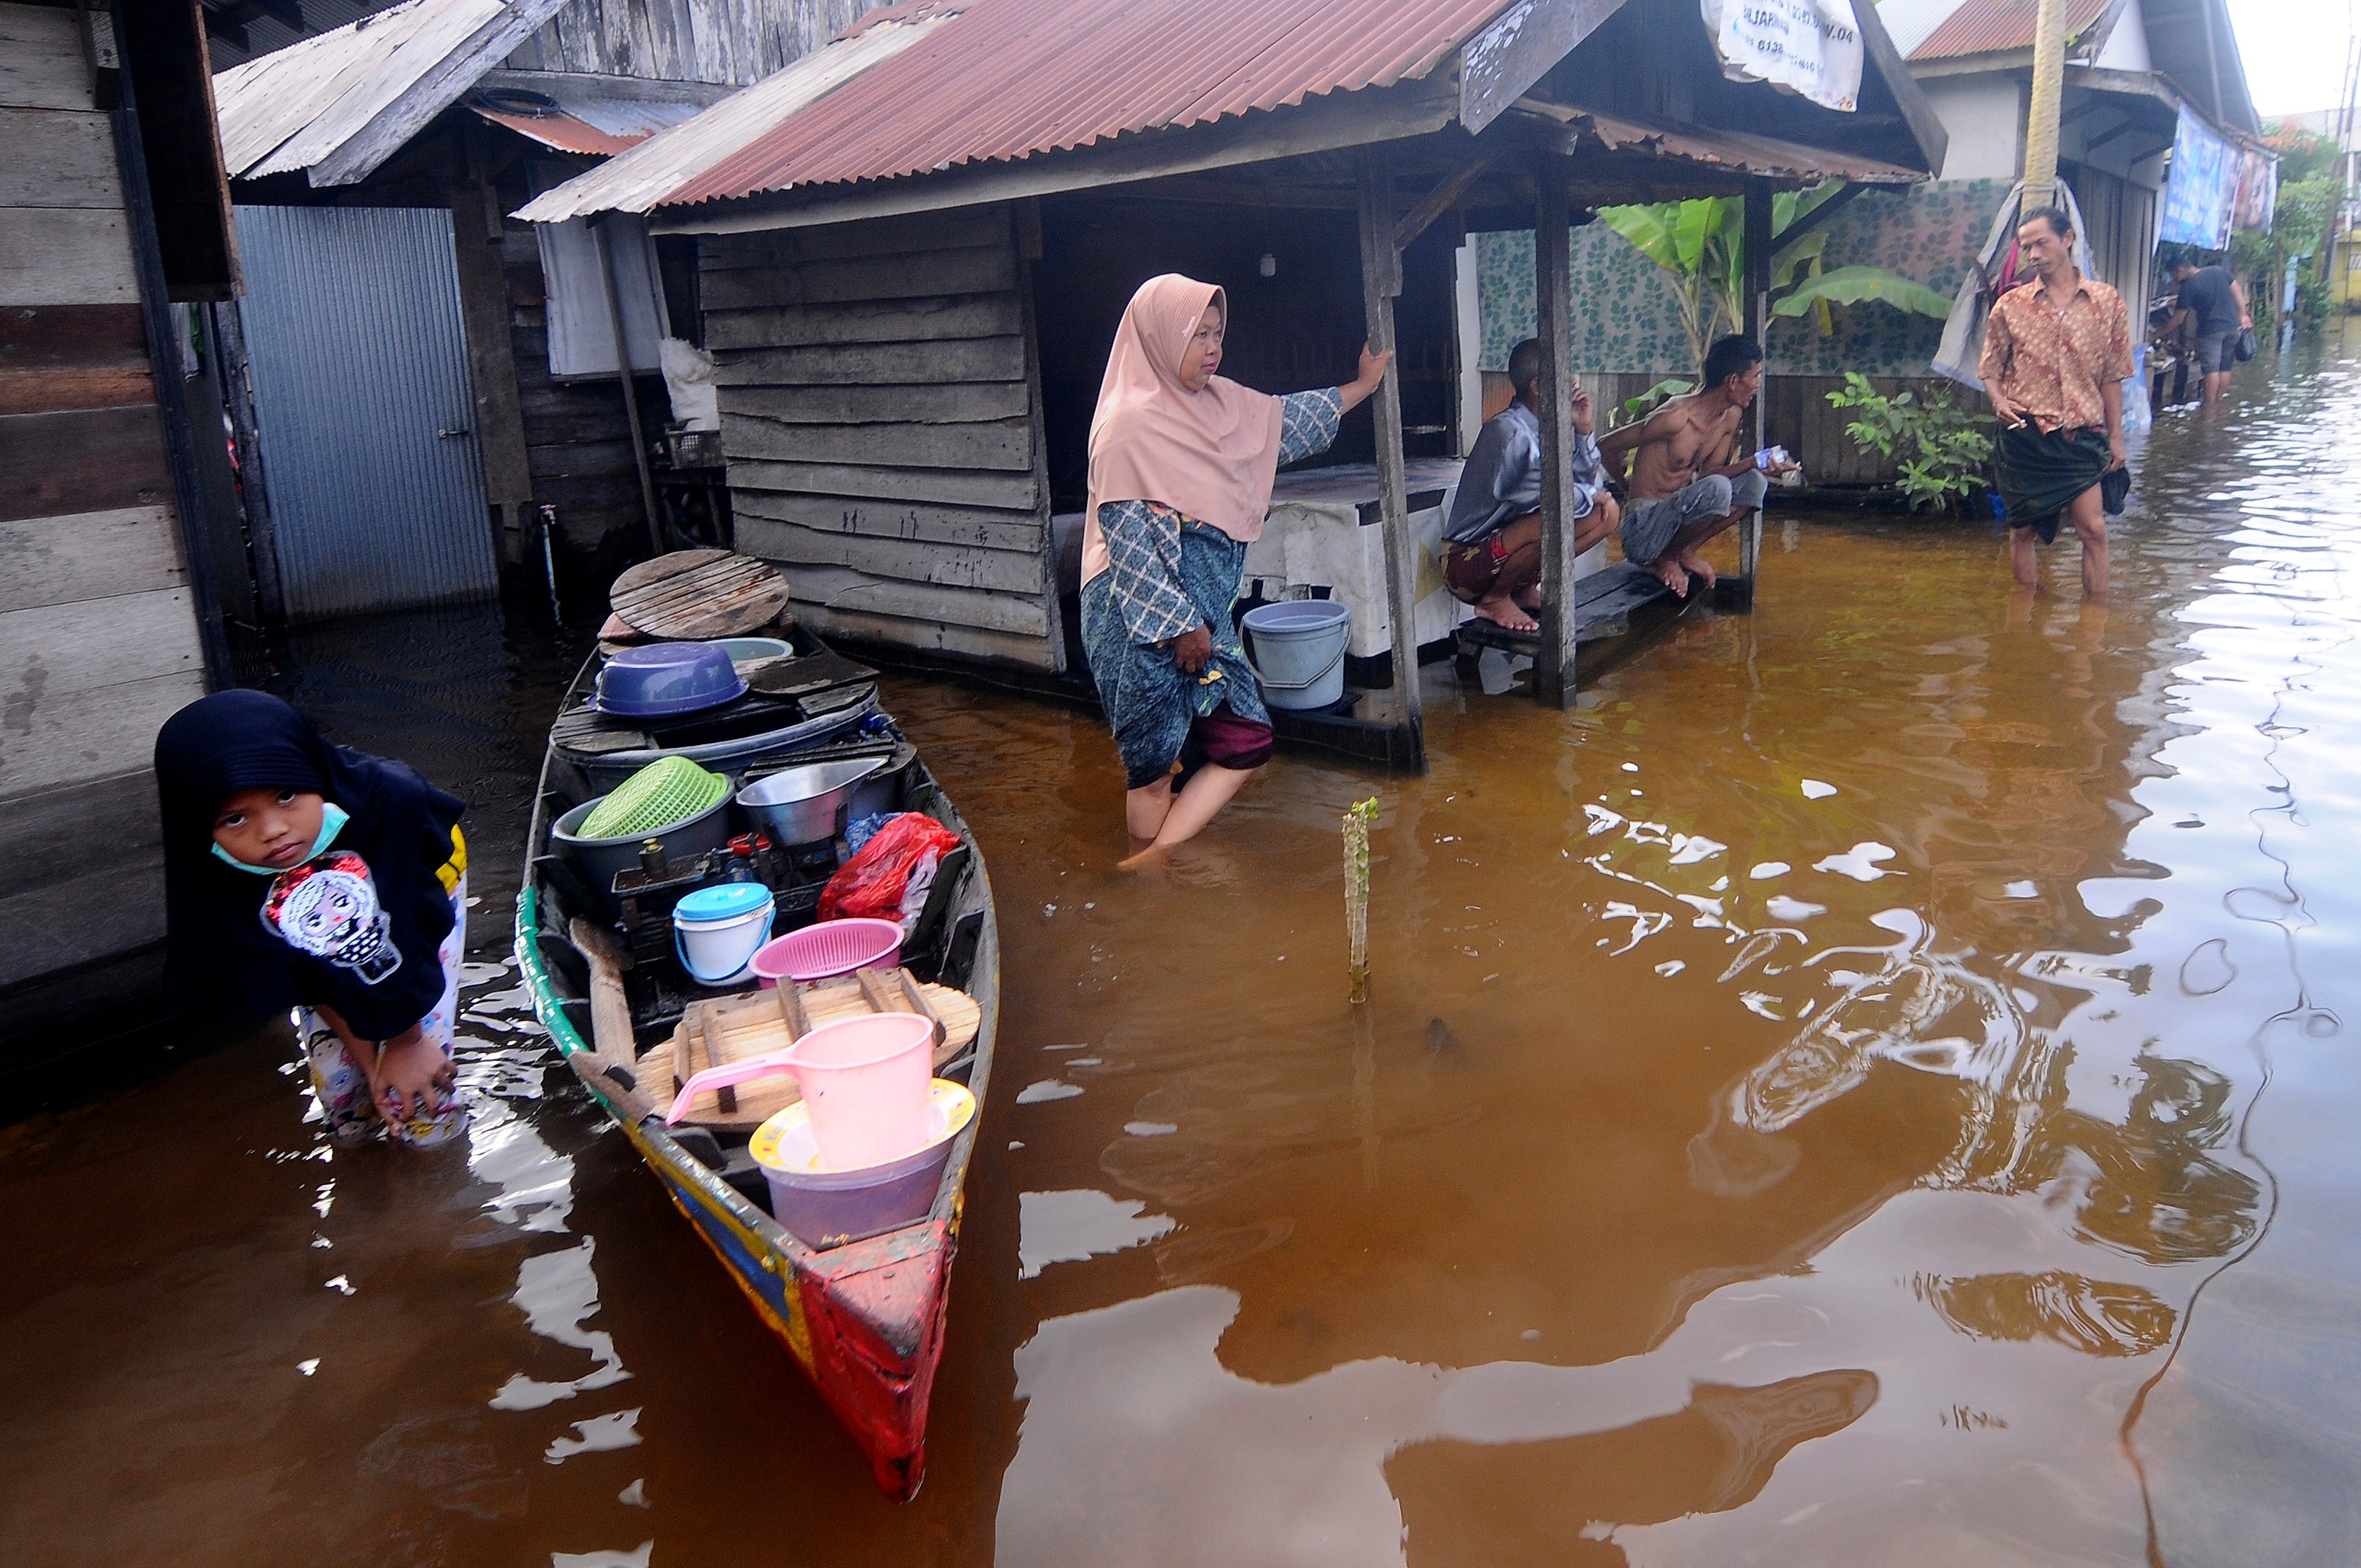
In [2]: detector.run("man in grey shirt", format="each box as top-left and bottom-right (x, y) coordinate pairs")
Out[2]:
(1441, 338), (1617, 633)
(2168, 253), (2249, 408)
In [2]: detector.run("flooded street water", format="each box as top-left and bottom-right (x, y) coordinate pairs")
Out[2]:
(7, 334), (2361, 1567)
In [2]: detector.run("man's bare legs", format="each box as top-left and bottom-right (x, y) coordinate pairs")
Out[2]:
(2008, 483), (2107, 598)
(1640, 501), (1747, 597)
(1471, 513), (1544, 633)
(2202, 369), (2231, 408)
(1118, 764), (1258, 871)
(1475, 498), (1622, 630)
(2067, 483), (2108, 598)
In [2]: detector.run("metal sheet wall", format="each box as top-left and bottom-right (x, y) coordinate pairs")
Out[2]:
(233, 205), (498, 621)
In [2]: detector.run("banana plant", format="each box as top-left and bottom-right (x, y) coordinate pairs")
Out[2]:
(1595, 182), (1952, 382)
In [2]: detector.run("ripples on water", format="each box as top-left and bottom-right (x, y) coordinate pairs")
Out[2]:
(4, 342), (2360, 1565)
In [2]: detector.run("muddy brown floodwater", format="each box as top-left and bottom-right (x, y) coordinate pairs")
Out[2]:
(9, 338), (2361, 1567)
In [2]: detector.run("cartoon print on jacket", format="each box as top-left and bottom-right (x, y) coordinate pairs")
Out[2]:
(261, 850), (404, 985)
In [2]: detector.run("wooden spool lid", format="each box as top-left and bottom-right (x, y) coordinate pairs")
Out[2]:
(610, 550), (791, 640)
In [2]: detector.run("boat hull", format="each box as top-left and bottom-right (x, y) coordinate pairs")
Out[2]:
(515, 883), (979, 1499)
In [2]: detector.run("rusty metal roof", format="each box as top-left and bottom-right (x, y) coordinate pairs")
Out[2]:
(525, 0), (1520, 216)
(513, 12), (949, 221)
(1555, 107), (1925, 185)
(1909, 0), (2111, 60)
(469, 71), (727, 156)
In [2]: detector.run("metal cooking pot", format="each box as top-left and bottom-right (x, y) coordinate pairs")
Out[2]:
(736, 758), (888, 847)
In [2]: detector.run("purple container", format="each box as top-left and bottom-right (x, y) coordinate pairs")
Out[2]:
(749, 1083), (972, 1249)
(594, 642), (747, 718)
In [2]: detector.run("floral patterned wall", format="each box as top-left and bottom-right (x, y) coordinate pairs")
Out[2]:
(1477, 180), (2011, 379)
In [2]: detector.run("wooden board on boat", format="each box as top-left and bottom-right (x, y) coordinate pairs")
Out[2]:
(648, 969), (981, 1132)
(610, 548), (791, 640)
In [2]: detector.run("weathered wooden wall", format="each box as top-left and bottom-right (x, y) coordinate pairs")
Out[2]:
(511, 0), (894, 89)
(0, 2), (205, 1046)
(703, 205), (1060, 671)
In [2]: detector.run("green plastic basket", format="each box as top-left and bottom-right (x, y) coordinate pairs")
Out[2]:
(579, 756), (729, 840)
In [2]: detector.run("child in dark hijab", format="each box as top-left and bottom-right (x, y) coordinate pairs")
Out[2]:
(154, 690), (470, 1145)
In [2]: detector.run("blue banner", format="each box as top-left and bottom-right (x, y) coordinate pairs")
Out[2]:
(2160, 107), (2236, 250)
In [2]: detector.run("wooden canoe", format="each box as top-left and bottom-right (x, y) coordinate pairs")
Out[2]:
(513, 631), (996, 1500)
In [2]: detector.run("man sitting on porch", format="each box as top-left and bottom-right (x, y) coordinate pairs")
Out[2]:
(1599, 335), (1791, 597)
(1440, 337), (1617, 633)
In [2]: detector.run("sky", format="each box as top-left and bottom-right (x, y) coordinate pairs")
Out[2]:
(2226, 0), (2357, 116)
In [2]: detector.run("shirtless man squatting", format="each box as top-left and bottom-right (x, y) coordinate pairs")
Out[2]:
(1599, 334), (1796, 597)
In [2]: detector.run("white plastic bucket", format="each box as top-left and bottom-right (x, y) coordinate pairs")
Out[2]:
(1241, 599), (1351, 710)
(672, 884), (776, 987)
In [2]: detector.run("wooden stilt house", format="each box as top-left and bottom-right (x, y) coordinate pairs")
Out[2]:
(1, 0), (241, 1070)
(522, 0), (1947, 765)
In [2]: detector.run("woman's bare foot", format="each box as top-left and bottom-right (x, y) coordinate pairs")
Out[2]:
(1117, 842), (1174, 873)
(1472, 591), (1539, 633)
(1676, 547), (1717, 591)
(1645, 556), (1691, 596)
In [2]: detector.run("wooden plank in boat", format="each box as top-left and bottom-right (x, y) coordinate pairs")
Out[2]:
(609, 549), (791, 640)
(648, 969), (980, 1133)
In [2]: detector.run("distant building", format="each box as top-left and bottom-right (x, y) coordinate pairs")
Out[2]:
(1886, 0), (2265, 323)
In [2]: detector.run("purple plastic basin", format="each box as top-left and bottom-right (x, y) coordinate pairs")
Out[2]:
(594, 641), (747, 718)
(750, 1083), (975, 1248)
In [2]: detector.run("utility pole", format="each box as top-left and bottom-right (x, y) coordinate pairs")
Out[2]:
(2022, 0), (2070, 208)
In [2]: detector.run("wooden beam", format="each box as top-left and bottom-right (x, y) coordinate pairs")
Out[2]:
(1393, 148), (1503, 254)
(1459, 0), (1630, 136)
(1850, 0), (1950, 175)
(592, 217), (663, 557)
(1772, 181), (1868, 247)
(1355, 146), (1423, 750)
(1531, 150), (1578, 708)
(1738, 175), (1772, 609)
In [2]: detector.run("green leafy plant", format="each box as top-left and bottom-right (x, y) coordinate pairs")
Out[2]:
(1825, 371), (1995, 514)
(1596, 184), (1952, 382)
(1620, 377), (1693, 424)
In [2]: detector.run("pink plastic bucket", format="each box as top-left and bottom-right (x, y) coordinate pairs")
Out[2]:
(783, 1012), (935, 1170)
(750, 917), (904, 988)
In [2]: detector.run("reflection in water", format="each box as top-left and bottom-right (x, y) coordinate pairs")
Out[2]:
(9, 346), (2361, 1564)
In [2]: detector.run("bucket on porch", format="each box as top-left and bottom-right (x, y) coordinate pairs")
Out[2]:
(1241, 599), (1351, 710)
(783, 1012), (936, 1169)
(671, 882), (775, 987)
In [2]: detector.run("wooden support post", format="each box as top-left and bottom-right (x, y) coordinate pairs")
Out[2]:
(1532, 152), (1579, 708)
(593, 216), (665, 558)
(1737, 175), (1774, 612)
(1355, 149), (1424, 761)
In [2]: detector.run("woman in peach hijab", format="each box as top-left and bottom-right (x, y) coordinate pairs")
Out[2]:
(1081, 274), (1389, 867)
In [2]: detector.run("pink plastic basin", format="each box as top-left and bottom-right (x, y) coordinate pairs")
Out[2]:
(750, 917), (904, 987)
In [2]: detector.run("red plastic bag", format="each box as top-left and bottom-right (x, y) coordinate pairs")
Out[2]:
(818, 811), (962, 930)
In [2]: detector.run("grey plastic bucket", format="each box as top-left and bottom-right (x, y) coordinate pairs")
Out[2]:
(1241, 599), (1351, 710)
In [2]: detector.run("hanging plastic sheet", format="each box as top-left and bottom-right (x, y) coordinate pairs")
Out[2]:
(1698, 0), (1864, 113)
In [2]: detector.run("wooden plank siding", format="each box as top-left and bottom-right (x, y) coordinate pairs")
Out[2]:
(708, 203), (1061, 671)
(0, 1), (208, 1030)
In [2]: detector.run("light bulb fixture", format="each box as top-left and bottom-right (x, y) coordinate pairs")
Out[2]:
(1258, 252), (1277, 278)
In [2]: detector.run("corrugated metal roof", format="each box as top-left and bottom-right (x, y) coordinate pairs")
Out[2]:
(213, 0), (571, 185)
(512, 13), (951, 221)
(1909, 0), (2111, 61)
(469, 70), (727, 155)
(671, 0), (1510, 206)
(1563, 108), (1925, 184)
(520, 0), (1516, 217)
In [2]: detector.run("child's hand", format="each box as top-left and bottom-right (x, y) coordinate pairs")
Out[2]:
(371, 1025), (455, 1123)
